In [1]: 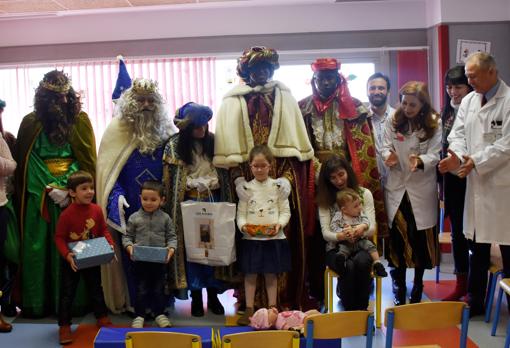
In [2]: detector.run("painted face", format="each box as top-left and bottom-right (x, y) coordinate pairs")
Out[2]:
(249, 62), (272, 86)
(400, 94), (423, 119)
(367, 77), (389, 107)
(446, 83), (470, 105)
(341, 198), (362, 218)
(465, 62), (496, 94)
(192, 125), (207, 139)
(314, 70), (339, 99)
(140, 189), (163, 213)
(71, 182), (95, 205)
(329, 168), (348, 190)
(250, 153), (271, 182)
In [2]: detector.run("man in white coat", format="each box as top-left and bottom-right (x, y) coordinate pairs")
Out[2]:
(439, 52), (510, 316)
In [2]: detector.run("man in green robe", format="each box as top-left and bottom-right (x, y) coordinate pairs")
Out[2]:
(13, 70), (96, 317)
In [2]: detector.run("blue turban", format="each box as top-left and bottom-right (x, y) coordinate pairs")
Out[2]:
(0, 99), (5, 109)
(174, 102), (213, 129)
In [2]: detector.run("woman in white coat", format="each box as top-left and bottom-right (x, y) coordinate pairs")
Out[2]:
(382, 81), (441, 305)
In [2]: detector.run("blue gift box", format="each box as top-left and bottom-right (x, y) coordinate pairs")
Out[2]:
(133, 245), (168, 263)
(68, 237), (114, 270)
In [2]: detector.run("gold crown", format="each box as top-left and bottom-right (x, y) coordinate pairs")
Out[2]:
(40, 77), (72, 94)
(131, 78), (158, 95)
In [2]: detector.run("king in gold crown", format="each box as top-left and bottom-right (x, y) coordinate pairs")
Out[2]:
(131, 78), (158, 95)
(40, 71), (72, 94)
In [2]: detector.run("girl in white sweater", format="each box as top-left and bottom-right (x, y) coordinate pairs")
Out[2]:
(236, 145), (291, 325)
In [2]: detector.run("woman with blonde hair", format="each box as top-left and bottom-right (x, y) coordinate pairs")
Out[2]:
(382, 81), (441, 305)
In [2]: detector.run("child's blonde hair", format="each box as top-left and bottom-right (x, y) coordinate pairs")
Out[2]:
(335, 188), (361, 209)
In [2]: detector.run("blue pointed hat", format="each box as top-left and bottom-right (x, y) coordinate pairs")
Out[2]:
(112, 57), (132, 100)
(174, 102), (213, 129)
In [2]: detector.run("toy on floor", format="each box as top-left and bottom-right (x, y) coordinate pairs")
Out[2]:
(249, 307), (320, 332)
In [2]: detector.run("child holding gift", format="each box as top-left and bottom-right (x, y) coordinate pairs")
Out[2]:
(122, 180), (176, 328)
(236, 145), (292, 325)
(54, 171), (114, 345)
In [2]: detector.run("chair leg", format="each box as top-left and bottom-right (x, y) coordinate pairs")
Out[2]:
(328, 272), (334, 313)
(486, 271), (503, 323)
(376, 277), (382, 328)
(436, 264), (440, 284)
(492, 287), (504, 336)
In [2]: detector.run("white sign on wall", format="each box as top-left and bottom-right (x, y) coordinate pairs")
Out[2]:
(456, 39), (491, 64)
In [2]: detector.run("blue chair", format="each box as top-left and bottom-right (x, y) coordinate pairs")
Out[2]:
(490, 278), (510, 348)
(384, 302), (470, 348)
(304, 311), (374, 348)
(486, 264), (504, 322)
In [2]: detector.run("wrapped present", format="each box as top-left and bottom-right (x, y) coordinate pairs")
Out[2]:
(244, 224), (277, 237)
(68, 237), (114, 270)
(132, 245), (168, 263)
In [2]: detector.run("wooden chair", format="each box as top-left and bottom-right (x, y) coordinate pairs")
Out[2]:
(324, 226), (383, 327)
(303, 311), (374, 348)
(125, 331), (202, 348)
(384, 302), (470, 348)
(222, 330), (300, 348)
(490, 278), (510, 348)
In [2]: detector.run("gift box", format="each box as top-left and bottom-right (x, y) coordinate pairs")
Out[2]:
(68, 237), (114, 270)
(133, 245), (168, 263)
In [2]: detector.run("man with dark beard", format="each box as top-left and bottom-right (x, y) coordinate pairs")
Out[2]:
(13, 70), (96, 317)
(367, 73), (395, 187)
(96, 78), (175, 313)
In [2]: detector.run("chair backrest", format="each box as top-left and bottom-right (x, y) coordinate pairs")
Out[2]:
(303, 311), (374, 348)
(222, 330), (300, 348)
(384, 302), (470, 348)
(125, 331), (202, 348)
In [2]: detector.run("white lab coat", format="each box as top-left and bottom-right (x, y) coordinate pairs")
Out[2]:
(448, 80), (510, 245)
(382, 115), (441, 229)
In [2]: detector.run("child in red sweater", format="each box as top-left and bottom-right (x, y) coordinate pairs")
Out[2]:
(54, 170), (114, 345)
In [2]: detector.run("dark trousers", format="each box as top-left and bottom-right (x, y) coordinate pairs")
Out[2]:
(468, 239), (510, 309)
(134, 262), (167, 318)
(58, 261), (108, 326)
(444, 173), (469, 274)
(326, 249), (372, 310)
(307, 224), (326, 302)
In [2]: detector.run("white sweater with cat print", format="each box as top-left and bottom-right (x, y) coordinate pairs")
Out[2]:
(236, 177), (291, 241)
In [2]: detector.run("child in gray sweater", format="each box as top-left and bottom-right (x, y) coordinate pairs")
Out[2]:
(330, 188), (387, 278)
(122, 180), (177, 328)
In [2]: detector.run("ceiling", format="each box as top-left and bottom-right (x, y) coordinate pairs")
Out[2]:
(0, 0), (393, 19)
(0, 0), (252, 17)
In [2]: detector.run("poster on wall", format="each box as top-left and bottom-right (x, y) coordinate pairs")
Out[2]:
(456, 39), (491, 64)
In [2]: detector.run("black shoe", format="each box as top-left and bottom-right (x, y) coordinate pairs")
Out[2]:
(190, 290), (204, 317)
(335, 254), (346, 276)
(392, 280), (406, 306)
(467, 296), (485, 318)
(1, 303), (17, 317)
(236, 301), (246, 314)
(409, 283), (424, 304)
(207, 288), (225, 315)
(373, 262), (388, 277)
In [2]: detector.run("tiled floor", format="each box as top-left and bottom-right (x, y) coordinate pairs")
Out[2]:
(2, 258), (509, 347)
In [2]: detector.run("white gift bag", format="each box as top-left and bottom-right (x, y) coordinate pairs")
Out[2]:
(180, 200), (237, 266)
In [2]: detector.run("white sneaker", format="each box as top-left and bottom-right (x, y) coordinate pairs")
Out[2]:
(131, 316), (144, 328)
(155, 314), (172, 328)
